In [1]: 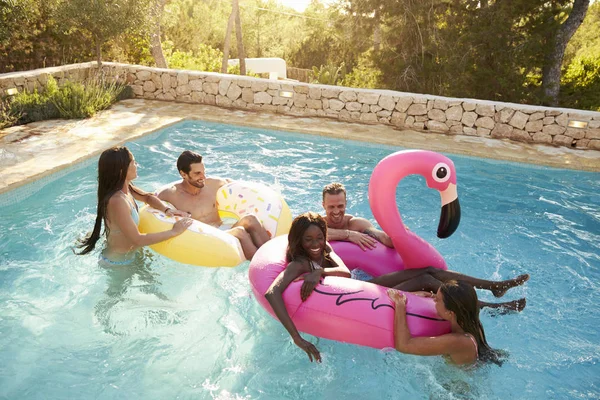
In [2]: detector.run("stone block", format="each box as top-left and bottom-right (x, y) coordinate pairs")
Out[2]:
(272, 96), (290, 106)
(203, 82), (219, 95)
(294, 85), (309, 94)
(491, 123), (513, 138)
(162, 73), (172, 90)
(358, 92), (380, 105)
(463, 127), (477, 136)
(533, 132), (552, 144)
(177, 73), (189, 85)
(136, 70), (151, 81)
(361, 104), (370, 113)
(509, 111), (528, 129)
(585, 128), (600, 140)
(322, 88), (341, 98)
(254, 91), (272, 104)
(588, 139), (600, 150)
(241, 88), (254, 103)
(405, 116), (415, 126)
(499, 108), (515, 123)
(176, 84), (191, 95)
(510, 129), (531, 142)
(395, 97), (413, 112)
(329, 99), (344, 111)
(462, 102), (476, 112)
(543, 116), (555, 125)
(219, 79), (232, 96)
(143, 80), (156, 92)
(360, 113), (378, 122)
(379, 95), (395, 111)
(407, 103), (427, 115)
(545, 110), (561, 117)
(543, 124), (566, 136)
(575, 139), (590, 148)
(370, 105), (382, 113)
(235, 79), (252, 88)
(377, 110), (392, 117)
(426, 120), (449, 132)
(205, 94), (216, 105)
(429, 109), (447, 122)
(564, 128), (585, 139)
(525, 120), (543, 132)
(555, 113), (569, 127)
(307, 99), (322, 109)
(308, 87), (322, 99)
(191, 91), (205, 103)
(445, 105), (463, 121)
(461, 111), (477, 127)
(553, 135), (574, 147)
(476, 127), (491, 136)
(434, 98), (449, 110)
(293, 93), (307, 107)
(339, 90), (357, 102)
(413, 97), (427, 104)
(226, 84), (242, 100)
(475, 104), (494, 117)
(252, 81), (269, 92)
(529, 112), (545, 121)
(346, 102), (362, 112)
(391, 112), (407, 126)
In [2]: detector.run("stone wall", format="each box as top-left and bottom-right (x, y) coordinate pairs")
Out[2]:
(1, 62), (599, 150)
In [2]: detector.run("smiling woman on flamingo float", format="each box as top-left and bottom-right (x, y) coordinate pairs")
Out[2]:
(250, 150), (529, 365)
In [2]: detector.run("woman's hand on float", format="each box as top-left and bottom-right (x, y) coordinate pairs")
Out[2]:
(387, 289), (406, 308)
(172, 218), (193, 234)
(293, 335), (321, 363)
(348, 230), (378, 251)
(294, 269), (323, 301)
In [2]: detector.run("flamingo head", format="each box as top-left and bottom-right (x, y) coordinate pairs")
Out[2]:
(422, 154), (461, 239)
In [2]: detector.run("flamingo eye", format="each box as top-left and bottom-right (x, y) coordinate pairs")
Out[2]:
(432, 162), (451, 183)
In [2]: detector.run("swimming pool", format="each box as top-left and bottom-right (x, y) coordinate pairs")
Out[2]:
(0, 120), (598, 399)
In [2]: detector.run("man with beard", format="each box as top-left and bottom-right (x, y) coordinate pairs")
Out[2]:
(157, 150), (270, 260)
(322, 182), (393, 251)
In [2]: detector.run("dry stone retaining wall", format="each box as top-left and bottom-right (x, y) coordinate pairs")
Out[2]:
(2, 62), (599, 150)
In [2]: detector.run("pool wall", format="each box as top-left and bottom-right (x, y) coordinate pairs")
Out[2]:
(1, 62), (599, 151)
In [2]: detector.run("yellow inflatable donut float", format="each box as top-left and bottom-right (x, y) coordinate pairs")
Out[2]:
(138, 181), (293, 267)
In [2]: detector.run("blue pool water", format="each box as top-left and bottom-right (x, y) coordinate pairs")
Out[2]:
(1, 120), (599, 399)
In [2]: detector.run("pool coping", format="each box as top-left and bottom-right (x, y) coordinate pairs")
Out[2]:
(1, 98), (599, 197)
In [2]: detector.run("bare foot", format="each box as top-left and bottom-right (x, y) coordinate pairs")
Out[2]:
(492, 274), (530, 298)
(480, 298), (527, 314)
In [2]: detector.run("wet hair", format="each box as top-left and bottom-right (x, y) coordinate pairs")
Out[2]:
(76, 146), (144, 255)
(177, 150), (203, 174)
(286, 212), (329, 262)
(322, 182), (346, 201)
(440, 280), (506, 366)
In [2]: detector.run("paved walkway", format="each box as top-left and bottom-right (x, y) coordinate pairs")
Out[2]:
(1, 99), (599, 195)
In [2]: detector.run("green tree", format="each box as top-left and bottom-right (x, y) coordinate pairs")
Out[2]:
(57, 0), (152, 66)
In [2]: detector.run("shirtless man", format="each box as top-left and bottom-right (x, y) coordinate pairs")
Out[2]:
(322, 182), (394, 251)
(157, 150), (270, 260)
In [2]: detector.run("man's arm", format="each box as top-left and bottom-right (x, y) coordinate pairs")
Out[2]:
(348, 217), (394, 249)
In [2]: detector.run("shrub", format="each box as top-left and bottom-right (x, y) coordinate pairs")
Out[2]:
(10, 86), (59, 124)
(310, 63), (346, 85)
(0, 96), (22, 129)
(51, 76), (124, 119)
(340, 52), (382, 89)
(560, 54), (600, 111)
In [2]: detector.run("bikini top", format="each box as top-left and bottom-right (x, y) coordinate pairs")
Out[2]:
(110, 191), (139, 234)
(465, 333), (479, 359)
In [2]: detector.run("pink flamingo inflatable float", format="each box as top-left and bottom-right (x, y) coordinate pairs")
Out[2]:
(248, 150), (461, 348)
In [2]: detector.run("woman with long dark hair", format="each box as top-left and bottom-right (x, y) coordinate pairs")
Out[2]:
(265, 212), (352, 363)
(388, 280), (506, 365)
(77, 146), (192, 264)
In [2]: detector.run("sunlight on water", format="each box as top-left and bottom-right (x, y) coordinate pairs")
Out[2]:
(0, 120), (599, 399)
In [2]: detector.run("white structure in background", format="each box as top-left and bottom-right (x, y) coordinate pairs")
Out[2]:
(228, 57), (287, 80)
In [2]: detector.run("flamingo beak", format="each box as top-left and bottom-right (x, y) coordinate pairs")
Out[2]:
(438, 184), (461, 238)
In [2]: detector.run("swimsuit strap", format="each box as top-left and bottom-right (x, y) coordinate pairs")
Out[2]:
(465, 333), (479, 359)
